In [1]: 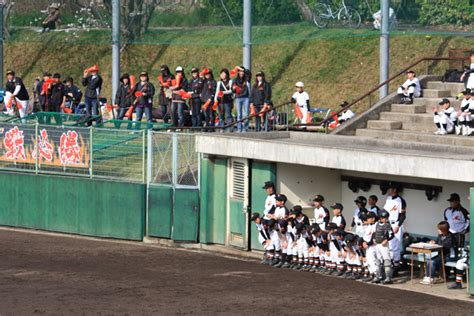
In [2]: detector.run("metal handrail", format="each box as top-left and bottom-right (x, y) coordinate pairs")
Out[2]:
(320, 56), (469, 128)
(152, 101), (292, 131)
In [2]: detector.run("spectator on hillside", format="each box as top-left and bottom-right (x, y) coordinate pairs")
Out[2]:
(233, 66), (251, 132)
(460, 51), (474, 91)
(49, 73), (66, 113)
(64, 77), (82, 114)
(397, 70), (422, 104)
(157, 65), (174, 123)
(32, 77), (41, 113)
(200, 68), (216, 127)
(82, 65), (103, 117)
(134, 71), (155, 123)
(37, 71), (52, 112)
(249, 71), (272, 131)
(114, 73), (134, 120)
(215, 68), (234, 129)
(41, 3), (61, 33)
(433, 98), (457, 135)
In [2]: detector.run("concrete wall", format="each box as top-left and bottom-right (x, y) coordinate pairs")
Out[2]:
(341, 170), (471, 237)
(276, 163), (342, 214)
(275, 163), (471, 238)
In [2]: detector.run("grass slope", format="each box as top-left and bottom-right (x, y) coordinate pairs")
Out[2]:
(5, 26), (473, 114)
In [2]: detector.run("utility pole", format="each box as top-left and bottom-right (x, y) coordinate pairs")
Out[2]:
(243, 0), (251, 70)
(0, 1), (5, 88)
(111, 0), (120, 106)
(379, 0), (390, 99)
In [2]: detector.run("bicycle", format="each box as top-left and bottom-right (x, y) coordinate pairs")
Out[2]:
(312, 0), (361, 29)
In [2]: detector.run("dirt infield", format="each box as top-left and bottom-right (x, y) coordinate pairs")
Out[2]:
(0, 230), (472, 315)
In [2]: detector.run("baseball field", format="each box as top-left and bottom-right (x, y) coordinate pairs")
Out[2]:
(0, 229), (472, 314)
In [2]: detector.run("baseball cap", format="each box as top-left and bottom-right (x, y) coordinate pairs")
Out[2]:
(262, 181), (274, 189)
(250, 212), (260, 221)
(330, 203), (343, 211)
(313, 195), (324, 202)
(326, 223), (337, 231)
(291, 205), (302, 215)
(462, 89), (471, 95)
(279, 220), (288, 228)
(176, 66), (184, 72)
(447, 193), (460, 202)
(336, 228), (346, 237)
(275, 194), (287, 202)
(295, 81), (304, 88)
(439, 98), (450, 105)
(387, 182), (399, 189)
(354, 196), (367, 204)
(139, 71), (148, 77)
(6, 70), (14, 76)
(191, 67), (199, 73)
(406, 70), (415, 74)
(53, 73), (61, 79)
(379, 210), (389, 219)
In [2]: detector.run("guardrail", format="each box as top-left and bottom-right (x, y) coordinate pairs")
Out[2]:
(318, 56), (470, 130)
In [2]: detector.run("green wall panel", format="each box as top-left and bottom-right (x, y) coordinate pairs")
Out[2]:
(470, 187), (473, 295)
(0, 172), (145, 240)
(250, 161), (276, 251)
(147, 185), (173, 238)
(200, 157), (227, 245)
(172, 189), (199, 242)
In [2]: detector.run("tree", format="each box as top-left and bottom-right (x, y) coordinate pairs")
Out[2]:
(294, 0), (313, 22)
(1, 0), (14, 39)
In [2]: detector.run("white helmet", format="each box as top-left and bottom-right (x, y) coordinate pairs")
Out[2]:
(176, 66), (184, 72)
(295, 81), (304, 88)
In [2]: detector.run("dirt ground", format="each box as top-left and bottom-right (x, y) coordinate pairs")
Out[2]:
(0, 229), (472, 315)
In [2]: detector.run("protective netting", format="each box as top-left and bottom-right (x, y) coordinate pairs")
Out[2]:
(2, 0), (473, 125)
(3, 0), (473, 45)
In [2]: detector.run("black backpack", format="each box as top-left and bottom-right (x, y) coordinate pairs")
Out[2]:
(442, 69), (464, 83)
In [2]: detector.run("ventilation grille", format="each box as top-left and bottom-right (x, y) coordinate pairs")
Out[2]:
(232, 161), (246, 201)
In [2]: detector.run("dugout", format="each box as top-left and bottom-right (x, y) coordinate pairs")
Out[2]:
(195, 131), (474, 294)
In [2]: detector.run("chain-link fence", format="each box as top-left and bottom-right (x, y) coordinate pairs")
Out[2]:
(148, 132), (199, 188)
(0, 122), (146, 182)
(2, 0), (473, 134)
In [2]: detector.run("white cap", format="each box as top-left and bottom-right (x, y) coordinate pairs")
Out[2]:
(295, 81), (304, 88)
(176, 66), (183, 72)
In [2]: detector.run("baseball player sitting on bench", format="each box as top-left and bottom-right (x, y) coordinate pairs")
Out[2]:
(458, 89), (473, 136)
(397, 70), (422, 104)
(433, 98), (458, 135)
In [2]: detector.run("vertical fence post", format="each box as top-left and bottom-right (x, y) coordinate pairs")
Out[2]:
(142, 129), (146, 183)
(35, 123), (39, 174)
(286, 103), (290, 131)
(172, 133), (178, 186)
(145, 129), (153, 237)
(89, 127), (93, 178)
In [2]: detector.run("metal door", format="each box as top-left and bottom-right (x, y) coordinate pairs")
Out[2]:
(227, 158), (249, 249)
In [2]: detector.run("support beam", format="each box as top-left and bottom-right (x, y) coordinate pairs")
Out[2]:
(111, 0), (120, 106)
(243, 0), (252, 70)
(379, 0), (390, 99)
(0, 2), (4, 88)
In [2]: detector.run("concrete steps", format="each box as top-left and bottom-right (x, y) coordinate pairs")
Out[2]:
(367, 120), (402, 130)
(413, 97), (461, 111)
(391, 104), (426, 113)
(422, 89), (451, 98)
(351, 79), (472, 152)
(355, 128), (474, 149)
(379, 112), (434, 132)
(426, 81), (465, 95)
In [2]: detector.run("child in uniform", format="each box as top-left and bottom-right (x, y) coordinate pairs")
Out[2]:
(331, 203), (346, 230)
(433, 98), (458, 135)
(372, 210), (394, 284)
(457, 90), (473, 136)
(313, 195), (330, 231)
(291, 82), (310, 125)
